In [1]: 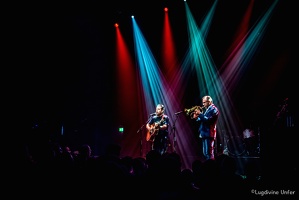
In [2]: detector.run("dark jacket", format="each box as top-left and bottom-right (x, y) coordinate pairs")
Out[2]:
(196, 104), (219, 139)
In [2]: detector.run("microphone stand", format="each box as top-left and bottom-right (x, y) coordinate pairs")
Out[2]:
(172, 113), (181, 153)
(137, 116), (152, 157)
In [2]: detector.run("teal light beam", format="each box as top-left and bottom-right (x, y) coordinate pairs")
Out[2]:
(183, 0), (279, 161)
(132, 16), (199, 168)
(132, 17), (169, 113)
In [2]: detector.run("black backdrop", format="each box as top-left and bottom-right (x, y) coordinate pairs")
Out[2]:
(12, 1), (296, 175)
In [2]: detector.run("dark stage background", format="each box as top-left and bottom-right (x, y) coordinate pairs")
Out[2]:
(12, 0), (296, 181)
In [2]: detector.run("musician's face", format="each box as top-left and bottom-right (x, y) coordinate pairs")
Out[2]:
(202, 98), (211, 108)
(156, 106), (163, 116)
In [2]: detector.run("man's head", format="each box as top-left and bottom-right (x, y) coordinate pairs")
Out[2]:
(202, 95), (213, 108)
(156, 104), (165, 116)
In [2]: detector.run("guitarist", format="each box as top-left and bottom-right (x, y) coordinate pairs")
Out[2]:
(146, 104), (170, 155)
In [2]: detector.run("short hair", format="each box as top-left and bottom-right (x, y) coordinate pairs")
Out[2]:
(157, 104), (165, 111)
(203, 95), (213, 103)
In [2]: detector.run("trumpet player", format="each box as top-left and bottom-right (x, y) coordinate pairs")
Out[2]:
(192, 95), (219, 161)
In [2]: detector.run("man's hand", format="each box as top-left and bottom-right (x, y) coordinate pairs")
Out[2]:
(195, 108), (201, 115)
(192, 109), (201, 118)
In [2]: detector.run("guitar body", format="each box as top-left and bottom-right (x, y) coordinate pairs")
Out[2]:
(146, 125), (159, 142)
(146, 117), (165, 142)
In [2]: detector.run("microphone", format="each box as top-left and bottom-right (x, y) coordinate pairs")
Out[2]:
(149, 113), (156, 116)
(174, 111), (184, 115)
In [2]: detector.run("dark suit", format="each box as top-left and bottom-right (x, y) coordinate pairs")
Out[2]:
(195, 104), (219, 160)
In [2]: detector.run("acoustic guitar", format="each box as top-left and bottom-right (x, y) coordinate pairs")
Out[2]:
(146, 117), (165, 142)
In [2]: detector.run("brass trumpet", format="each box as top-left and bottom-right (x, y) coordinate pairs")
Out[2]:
(184, 106), (204, 118)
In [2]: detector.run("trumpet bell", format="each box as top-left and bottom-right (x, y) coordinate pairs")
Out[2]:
(184, 106), (204, 117)
(184, 108), (193, 115)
